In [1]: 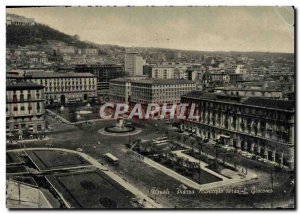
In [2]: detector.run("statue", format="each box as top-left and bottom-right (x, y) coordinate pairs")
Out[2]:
(116, 118), (124, 129)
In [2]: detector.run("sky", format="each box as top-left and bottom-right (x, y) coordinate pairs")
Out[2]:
(7, 6), (294, 53)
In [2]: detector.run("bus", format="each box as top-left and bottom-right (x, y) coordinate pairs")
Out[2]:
(103, 153), (119, 166)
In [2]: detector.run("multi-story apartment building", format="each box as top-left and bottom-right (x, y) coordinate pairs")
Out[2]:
(83, 48), (98, 55)
(186, 66), (206, 82)
(151, 65), (175, 79)
(75, 64), (124, 96)
(235, 64), (248, 75)
(250, 67), (269, 76)
(125, 50), (146, 76)
(180, 91), (295, 169)
(57, 46), (76, 55)
(6, 82), (45, 139)
(174, 68), (187, 79)
(109, 76), (148, 104)
(130, 79), (196, 105)
(24, 71), (97, 105)
(229, 73), (244, 84)
(203, 71), (230, 85)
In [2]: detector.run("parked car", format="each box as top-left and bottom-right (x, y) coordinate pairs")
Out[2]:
(76, 148), (83, 152)
(246, 153), (254, 158)
(239, 151), (248, 156)
(251, 155), (257, 160)
(257, 157), (267, 163)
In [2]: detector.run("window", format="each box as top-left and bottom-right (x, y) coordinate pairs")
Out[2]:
(20, 94), (24, 102)
(20, 106), (25, 111)
(37, 124), (42, 131)
(36, 90), (40, 99)
(13, 94), (17, 102)
(37, 102), (41, 113)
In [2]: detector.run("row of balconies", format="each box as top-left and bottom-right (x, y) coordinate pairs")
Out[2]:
(195, 116), (291, 143)
(45, 82), (95, 86)
(7, 97), (42, 103)
(199, 109), (290, 121)
(6, 110), (44, 117)
(45, 86), (96, 91)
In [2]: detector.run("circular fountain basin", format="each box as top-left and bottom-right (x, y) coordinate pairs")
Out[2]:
(99, 120), (141, 136)
(104, 125), (136, 133)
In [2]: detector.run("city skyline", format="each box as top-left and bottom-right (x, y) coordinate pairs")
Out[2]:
(7, 6), (294, 53)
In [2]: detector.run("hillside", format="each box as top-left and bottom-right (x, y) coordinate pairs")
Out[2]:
(6, 24), (95, 49)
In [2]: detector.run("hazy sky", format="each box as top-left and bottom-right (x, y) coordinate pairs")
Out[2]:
(7, 6), (294, 53)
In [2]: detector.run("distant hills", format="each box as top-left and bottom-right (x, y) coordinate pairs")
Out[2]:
(6, 14), (294, 60)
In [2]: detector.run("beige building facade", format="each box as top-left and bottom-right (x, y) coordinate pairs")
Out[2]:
(6, 82), (45, 139)
(181, 91), (295, 169)
(24, 71), (97, 105)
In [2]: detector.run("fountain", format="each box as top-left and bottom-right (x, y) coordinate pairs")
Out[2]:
(99, 118), (141, 136)
(105, 118), (135, 133)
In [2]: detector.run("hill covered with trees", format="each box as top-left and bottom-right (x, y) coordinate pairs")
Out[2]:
(6, 24), (94, 49)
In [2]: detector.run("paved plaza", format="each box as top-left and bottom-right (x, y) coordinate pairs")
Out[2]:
(6, 113), (295, 208)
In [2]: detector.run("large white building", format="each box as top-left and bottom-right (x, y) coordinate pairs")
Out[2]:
(84, 48), (98, 55)
(125, 50), (146, 76)
(6, 14), (35, 26)
(235, 64), (248, 75)
(24, 71), (97, 105)
(130, 79), (196, 105)
(109, 76), (148, 104)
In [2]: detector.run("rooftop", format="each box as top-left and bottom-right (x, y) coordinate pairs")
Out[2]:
(76, 64), (123, 68)
(182, 91), (295, 111)
(26, 71), (96, 78)
(6, 82), (44, 90)
(131, 79), (196, 85)
(242, 97), (295, 111)
(110, 76), (148, 83)
(215, 87), (282, 92)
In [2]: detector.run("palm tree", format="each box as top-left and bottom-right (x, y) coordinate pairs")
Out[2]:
(214, 145), (220, 164)
(189, 139), (196, 155)
(177, 157), (184, 166)
(222, 150), (227, 165)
